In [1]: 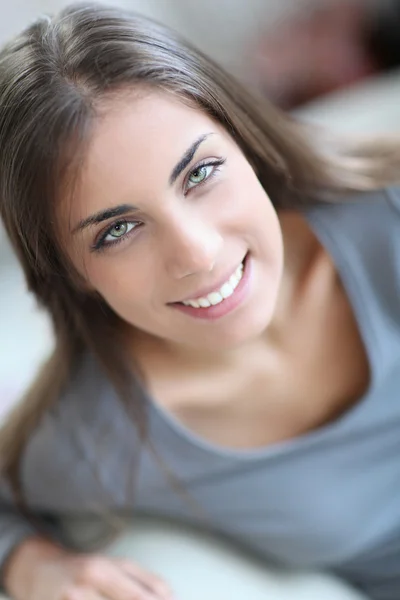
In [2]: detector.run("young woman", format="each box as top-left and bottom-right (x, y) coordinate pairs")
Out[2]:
(0, 3), (399, 600)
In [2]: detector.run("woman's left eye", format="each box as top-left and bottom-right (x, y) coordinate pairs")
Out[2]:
(103, 221), (137, 243)
(92, 220), (139, 252)
(186, 159), (225, 192)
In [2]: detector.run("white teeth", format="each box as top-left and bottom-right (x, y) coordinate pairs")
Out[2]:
(181, 260), (245, 309)
(182, 299), (201, 307)
(220, 282), (234, 299)
(198, 297), (211, 308)
(208, 292), (223, 306)
(229, 274), (239, 288)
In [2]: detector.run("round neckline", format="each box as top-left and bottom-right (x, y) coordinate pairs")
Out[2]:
(147, 203), (380, 461)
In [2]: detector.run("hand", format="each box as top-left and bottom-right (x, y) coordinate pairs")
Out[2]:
(30, 553), (174, 600)
(4, 538), (174, 600)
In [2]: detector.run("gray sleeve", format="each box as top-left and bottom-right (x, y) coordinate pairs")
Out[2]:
(0, 479), (36, 587)
(0, 353), (100, 581)
(0, 352), (138, 585)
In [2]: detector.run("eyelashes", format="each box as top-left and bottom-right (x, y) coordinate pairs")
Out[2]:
(91, 157), (226, 253)
(184, 157), (225, 194)
(92, 220), (140, 252)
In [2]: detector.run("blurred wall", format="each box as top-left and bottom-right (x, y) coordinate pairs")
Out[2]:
(0, 0), (337, 78)
(0, 0), (183, 43)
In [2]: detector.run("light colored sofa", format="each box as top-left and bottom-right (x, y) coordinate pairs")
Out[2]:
(102, 518), (369, 599)
(0, 518), (368, 600)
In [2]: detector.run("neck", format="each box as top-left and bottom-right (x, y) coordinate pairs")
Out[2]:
(130, 326), (267, 372)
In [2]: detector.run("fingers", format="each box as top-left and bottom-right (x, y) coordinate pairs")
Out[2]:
(82, 559), (161, 600)
(117, 560), (173, 599)
(98, 571), (159, 600)
(62, 586), (108, 600)
(58, 555), (174, 600)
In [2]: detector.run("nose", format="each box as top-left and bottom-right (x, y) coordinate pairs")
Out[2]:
(162, 216), (223, 280)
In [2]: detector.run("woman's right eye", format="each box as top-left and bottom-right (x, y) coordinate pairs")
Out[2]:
(93, 220), (139, 252)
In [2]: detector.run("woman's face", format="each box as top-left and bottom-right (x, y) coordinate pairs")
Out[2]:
(64, 91), (284, 350)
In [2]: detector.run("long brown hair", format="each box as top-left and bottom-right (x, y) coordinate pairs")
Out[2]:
(0, 1), (399, 503)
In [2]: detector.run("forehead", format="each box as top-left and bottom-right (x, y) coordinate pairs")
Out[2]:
(86, 92), (219, 183)
(66, 91), (222, 222)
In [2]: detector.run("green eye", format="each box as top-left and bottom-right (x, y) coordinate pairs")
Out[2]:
(109, 222), (128, 238)
(93, 219), (139, 251)
(103, 221), (137, 244)
(185, 158), (226, 193)
(187, 165), (212, 189)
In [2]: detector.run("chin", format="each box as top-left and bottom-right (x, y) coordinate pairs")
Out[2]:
(188, 303), (276, 352)
(175, 260), (280, 351)
(227, 310), (274, 348)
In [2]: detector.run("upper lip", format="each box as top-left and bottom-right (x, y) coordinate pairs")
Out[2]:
(172, 256), (246, 304)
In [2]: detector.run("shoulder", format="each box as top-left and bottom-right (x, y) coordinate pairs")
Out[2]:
(42, 351), (144, 444)
(306, 185), (400, 322)
(308, 185), (400, 247)
(56, 352), (115, 422)
(337, 185), (400, 284)
(339, 186), (400, 330)
(21, 352), (144, 510)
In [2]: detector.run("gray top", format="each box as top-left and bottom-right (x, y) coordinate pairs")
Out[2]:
(1, 187), (400, 600)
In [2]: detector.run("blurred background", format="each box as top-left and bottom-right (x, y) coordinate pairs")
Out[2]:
(1, 0), (400, 417)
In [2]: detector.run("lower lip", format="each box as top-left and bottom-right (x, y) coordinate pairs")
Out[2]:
(171, 254), (252, 320)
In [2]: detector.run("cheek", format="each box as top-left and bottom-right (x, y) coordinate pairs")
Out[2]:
(83, 255), (153, 312)
(236, 174), (283, 264)
(226, 168), (279, 236)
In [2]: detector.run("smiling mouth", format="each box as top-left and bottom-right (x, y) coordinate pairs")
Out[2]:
(171, 253), (248, 309)
(170, 253), (251, 320)
(178, 263), (244, 309)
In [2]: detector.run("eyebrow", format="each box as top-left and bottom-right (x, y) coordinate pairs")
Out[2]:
(169, 133), (212, 185)
(72, 203), (137, 234)
(73, 133), (213, 234)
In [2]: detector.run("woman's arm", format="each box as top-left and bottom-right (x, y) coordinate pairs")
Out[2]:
(2, 536), (66, 599)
